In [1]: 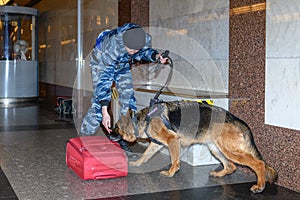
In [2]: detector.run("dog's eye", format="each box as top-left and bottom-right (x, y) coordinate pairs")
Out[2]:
(113, 127), (119, 133)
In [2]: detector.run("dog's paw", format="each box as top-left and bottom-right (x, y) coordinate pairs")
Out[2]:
(209, 170), (226, 177)
(160, 170), (175, 177)
(209, 171), (220, 177)
(250, 184), (265, 193)
(129, 161), (142, 166)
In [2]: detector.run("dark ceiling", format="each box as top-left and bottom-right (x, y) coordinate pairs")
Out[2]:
(5, 0), (41, 7)
(3, 0), (77, 14)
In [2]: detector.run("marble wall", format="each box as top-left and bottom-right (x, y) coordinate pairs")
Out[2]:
(148, 0), (229, 94)
(229, 0), (299, 192)
(265, 0), (300, 131)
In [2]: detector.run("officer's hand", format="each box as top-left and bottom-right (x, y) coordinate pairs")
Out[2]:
(156, 52), (169, 64)
(102, 106), (112, 133)
(159, 55), (168, 64)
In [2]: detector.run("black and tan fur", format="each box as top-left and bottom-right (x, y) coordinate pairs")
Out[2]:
(113, 101), (277, 193)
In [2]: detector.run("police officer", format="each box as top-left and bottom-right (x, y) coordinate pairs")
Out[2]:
(80, 23), (168, 151)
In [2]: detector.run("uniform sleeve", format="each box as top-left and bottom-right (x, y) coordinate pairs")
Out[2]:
(138, 48), (158, 62)
(134, 33), (159, 62)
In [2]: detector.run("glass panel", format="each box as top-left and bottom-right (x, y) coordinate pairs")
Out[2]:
(0, 13), (34, 60)
(73, 0), (119, 132)
(0, 6), (38, 101)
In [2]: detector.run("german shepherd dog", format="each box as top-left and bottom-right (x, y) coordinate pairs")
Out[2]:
(113, 101), (277, 193)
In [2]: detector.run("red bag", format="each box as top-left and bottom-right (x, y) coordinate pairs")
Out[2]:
(66, 136), (128, 180)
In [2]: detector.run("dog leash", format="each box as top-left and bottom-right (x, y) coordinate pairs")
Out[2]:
(142, 51), (174, 145)
(125, 50), (173, 145)
(149, 50), (173, 106)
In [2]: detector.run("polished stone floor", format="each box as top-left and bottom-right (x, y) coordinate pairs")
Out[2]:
(0, 103), (299, 200)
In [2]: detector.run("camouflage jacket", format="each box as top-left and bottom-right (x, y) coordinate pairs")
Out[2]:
(91, 23), (158, 107)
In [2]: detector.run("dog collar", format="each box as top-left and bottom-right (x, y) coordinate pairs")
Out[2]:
(143, 103), (174, 146)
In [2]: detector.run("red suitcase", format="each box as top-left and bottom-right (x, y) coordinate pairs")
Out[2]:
(66, 136), (128, 180)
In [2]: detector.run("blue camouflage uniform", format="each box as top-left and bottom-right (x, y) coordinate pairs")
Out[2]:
(80, 23), (158, 135)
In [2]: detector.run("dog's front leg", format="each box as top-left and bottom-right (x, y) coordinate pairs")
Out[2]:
(129, 142), (163, 166)
(160, 133), (181, 177)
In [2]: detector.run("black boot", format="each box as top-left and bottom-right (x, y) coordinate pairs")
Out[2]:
(106, 132), (132, 152)
(118, 139), (133, 152)
(106, 131), (122, 142)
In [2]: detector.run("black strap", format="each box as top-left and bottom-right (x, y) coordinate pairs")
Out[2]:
(144, 121), (164, 145)
(160, 114), (174, 131)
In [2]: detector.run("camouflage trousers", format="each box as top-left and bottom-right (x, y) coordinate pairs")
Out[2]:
(80, 49), (137, 135)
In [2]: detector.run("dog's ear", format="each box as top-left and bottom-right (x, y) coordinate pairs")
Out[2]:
(126, 109), (133, 117)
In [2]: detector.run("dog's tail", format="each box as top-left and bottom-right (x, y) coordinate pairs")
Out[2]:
(244, 127), (278, 184)
(265, 165), (278, 184)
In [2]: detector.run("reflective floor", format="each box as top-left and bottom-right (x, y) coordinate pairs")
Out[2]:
(0, 103), (299, 200)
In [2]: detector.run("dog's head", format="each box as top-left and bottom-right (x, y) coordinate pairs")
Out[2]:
(112, 110), (137, 142)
